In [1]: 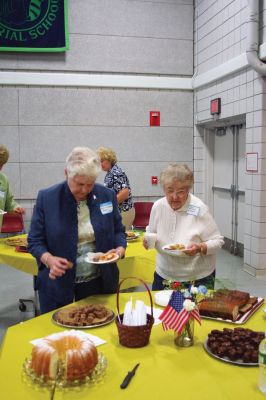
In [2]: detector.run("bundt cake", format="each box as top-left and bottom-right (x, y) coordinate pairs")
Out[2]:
(31, 330), (98, 381)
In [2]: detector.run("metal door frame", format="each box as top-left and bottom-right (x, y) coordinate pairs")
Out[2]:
(211, 125), (245, 254)
(201, 124), (245, 256)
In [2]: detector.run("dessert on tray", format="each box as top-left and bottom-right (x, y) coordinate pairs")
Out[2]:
(5, 236), (28, 247)
(198, 289), (260, 322)
(54, 304), (114, 327)
(205, 327), (264, 364)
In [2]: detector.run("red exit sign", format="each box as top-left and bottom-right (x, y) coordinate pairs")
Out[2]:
(210, 98), (221, 115)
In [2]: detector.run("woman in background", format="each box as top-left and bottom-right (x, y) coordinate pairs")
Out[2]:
(28, 147), (126, 314)
(143, 163), (224, 290)
(0, 144), (25, 230)
(97, 147), (135, 230)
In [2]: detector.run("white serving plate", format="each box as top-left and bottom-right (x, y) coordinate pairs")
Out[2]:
(203, 340), (258, 366)
(85, 253), (119, 264)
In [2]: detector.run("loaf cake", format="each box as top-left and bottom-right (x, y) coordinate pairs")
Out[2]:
(198, 289), (257, 321)
(31, 330), (98, 381)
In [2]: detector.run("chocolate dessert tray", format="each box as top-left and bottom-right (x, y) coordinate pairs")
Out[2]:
(52, 310), (116, 329)
(200, 297), (264, 325)
(203, 340), (258, 366)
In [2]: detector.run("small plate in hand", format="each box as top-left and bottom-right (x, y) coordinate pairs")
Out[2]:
(126, 231), (140, 241)
(85, 252), (119, 264)
(162, 244), (187, 257)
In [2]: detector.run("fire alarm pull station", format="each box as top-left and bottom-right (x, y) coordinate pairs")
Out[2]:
(210, 98), (221, 115)
(151, 176), (158, 185)
(150, 111), (160, 126)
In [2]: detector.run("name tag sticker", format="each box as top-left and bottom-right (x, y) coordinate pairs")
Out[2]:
(0, 191), (5, 199)
(187, 204), (200, 216)
(100, 201), (113, 215)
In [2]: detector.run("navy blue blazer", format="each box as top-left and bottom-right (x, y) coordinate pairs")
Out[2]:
(28, 181), (126, 305)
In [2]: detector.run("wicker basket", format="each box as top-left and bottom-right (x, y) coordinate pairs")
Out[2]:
(115, 277), (154, 348)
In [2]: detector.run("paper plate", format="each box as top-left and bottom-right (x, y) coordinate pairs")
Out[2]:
(162, 244), (187, 257)
(85, 253), (119, 264)
(126, 232), (140, 241)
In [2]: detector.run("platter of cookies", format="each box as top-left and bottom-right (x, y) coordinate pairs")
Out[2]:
(52, 304), (115, 328)
(5, 235), (28, 247)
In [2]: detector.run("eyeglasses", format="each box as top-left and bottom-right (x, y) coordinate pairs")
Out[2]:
(165, 188), (189, 197)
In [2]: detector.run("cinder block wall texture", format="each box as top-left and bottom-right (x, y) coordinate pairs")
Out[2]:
(0, 0), (194, 229)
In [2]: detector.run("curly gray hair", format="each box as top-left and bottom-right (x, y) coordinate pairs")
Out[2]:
(65, 147), (101, 179)
(0, 144), (9, 165)
(160, 163), (194, 188)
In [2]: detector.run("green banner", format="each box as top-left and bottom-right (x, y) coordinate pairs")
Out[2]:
(0, 0), (69, 52)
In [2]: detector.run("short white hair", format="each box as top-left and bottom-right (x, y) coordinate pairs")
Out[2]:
(65, 147), (101, 179)
(160, 163), (194, 188)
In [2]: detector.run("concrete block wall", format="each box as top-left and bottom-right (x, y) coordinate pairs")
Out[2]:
(194, 0), (266, 276)
(0, 0), (194, 231)
(195, 0), (248, 74)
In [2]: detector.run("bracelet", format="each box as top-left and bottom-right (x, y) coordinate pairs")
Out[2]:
(44, 254), (51, 268)
(117, 249), (124, 259)
(200, 243), (205, 254)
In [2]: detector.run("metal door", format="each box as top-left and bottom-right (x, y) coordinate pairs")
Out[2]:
(212, 125), (245, 255)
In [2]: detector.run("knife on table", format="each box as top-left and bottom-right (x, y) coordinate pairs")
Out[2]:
(120, 363), (140, 389)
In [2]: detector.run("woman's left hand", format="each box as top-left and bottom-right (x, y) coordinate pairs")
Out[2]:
(184, 243), (206, 256)
(107, 246), (125, 259)
(14, 206), (25, 214)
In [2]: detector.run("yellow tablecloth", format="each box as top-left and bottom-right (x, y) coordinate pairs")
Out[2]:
(0, 234), (156, 288)
(0, 291), (265, 399)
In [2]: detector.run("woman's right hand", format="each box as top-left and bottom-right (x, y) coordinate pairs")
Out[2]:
(44, 255), (73, 280)
(142, 238), (149, 250)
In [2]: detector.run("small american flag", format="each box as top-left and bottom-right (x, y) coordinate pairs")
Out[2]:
(159, 291), (201, 333)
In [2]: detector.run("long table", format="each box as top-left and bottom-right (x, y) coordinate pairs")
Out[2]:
(0, 291), (265, 399)
(0, 234), (156, 289)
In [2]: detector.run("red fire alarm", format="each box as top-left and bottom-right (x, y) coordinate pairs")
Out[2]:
(210, 98), (221, 115)
(150, 111), (160, 126)
(151, 176), (158, 185)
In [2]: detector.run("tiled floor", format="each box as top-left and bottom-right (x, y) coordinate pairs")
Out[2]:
(1, 248), (266, 345)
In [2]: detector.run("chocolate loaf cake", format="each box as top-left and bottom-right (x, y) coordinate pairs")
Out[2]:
(198, 299), (239, 321)
(198, 289), (253, 321)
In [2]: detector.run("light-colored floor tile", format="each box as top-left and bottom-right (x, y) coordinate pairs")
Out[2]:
(215, 249), (266, 298)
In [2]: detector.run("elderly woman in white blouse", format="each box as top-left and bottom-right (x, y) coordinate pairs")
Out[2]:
(143, 163), (224, 290)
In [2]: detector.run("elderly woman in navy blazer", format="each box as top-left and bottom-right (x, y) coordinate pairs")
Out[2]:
(28, 147), (126, 314)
